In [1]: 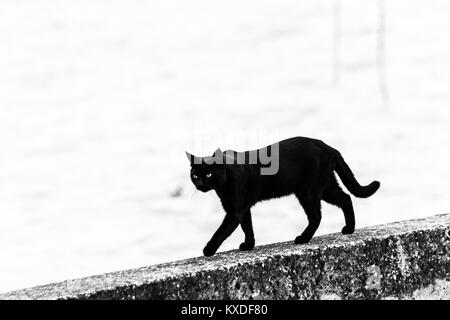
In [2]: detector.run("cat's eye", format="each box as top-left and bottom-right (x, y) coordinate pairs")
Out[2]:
(192, 174), (198, 179)
(206, 173), (212, 178)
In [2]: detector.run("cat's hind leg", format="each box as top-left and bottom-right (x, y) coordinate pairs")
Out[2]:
(294, 193), (322, 244)
(239, 210), (255, 251)
(322, 177), (355, 234)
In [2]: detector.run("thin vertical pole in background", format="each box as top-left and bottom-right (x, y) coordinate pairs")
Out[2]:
(377, 0), (389, 106)
(333, 0), (342, 85)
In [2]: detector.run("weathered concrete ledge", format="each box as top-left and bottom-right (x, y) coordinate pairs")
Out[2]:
(1, 214), (449, 300)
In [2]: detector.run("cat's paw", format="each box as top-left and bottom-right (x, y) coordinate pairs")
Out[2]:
(341, 225), (355, 235)
(294, 235), (312, 244)
(203, 244), (217, 257)
(239, 241), (255, 251)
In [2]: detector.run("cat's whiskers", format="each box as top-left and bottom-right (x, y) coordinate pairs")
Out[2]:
(190, 187), (198, 199)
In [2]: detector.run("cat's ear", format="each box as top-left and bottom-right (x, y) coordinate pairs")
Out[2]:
(185, 151), (195, 164)
(211, 148), (224, 164)
(186, 151), (202, 165)
(212, 148), (223, 157)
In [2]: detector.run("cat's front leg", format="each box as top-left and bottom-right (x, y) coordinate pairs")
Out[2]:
(239, 210), (255, 251)
(203, 213), (241, 257)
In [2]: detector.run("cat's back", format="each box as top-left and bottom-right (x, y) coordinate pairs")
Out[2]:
(277, 136), (325, 148)
(227, 136), (324, 154)
(274, 136), (335, 157)
(223, 136), (334, 166)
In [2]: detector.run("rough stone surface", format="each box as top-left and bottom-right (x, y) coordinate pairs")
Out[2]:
(384, 280), (450, 300)
(1, 214), (449, 300)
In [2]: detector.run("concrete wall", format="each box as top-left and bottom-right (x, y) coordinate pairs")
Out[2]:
(1, 214), (449, 300)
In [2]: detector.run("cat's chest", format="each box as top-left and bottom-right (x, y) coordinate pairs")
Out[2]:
(216, 190), (247, 213)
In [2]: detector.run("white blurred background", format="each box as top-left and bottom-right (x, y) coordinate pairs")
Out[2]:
(1, 0), (449, 293)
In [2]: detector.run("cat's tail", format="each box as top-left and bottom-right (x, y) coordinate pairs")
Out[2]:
(333, 152), (380, 198)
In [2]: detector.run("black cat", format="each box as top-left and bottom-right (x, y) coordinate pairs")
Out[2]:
(186, 136), (380, 257)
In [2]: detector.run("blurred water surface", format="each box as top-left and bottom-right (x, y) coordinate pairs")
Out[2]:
(1, 0), (450, 292)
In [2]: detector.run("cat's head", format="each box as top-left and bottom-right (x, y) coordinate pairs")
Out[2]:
(185, 148), (227, 192)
